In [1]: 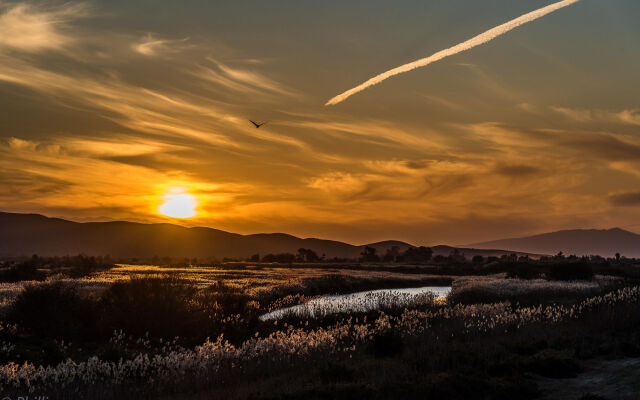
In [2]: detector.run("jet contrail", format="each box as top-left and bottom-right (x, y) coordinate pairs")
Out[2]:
(326, 0), (582, 106)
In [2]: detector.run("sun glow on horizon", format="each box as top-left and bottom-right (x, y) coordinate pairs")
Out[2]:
(158, 188), (198, 219)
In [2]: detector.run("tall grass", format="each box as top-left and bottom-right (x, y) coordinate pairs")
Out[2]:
(4, 275), (261, 344)
(447, 275), (619, 306)
(1, 284), (639, 396)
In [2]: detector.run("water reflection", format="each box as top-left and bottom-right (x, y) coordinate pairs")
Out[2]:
(260, 286), (451, 321)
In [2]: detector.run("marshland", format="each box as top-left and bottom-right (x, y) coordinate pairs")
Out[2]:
(1, 253), (639, 400)
(2, 0), (639, 399)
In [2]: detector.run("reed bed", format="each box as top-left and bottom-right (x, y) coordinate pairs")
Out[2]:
(2, 285), (639, 395)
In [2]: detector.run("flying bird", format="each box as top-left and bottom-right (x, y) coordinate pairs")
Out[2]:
(249, 120), (267, 129)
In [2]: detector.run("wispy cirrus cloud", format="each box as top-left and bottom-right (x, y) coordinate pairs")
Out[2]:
(0, 1), (88, 52)
(194, 57), (298, 98)
(132, 34), (189, 56)
(1, 0), (639, 244)
(553, 106), (640, 126)
(0, 1), (304, 153)
(61, 136), (187, 157)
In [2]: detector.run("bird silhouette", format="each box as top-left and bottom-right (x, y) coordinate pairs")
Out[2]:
(249, 120), (267, 129)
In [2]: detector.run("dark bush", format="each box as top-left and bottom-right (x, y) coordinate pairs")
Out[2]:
(367, 330), (404, 358)
(41, 340), (68, 367)
(65, 254), (113, 277)
(6, 275), (261, 345)
(8, 282), (99, 340)
(319, 362), (355, 384)
(506, 263), (543, 280)
(430, 374), (538, 400)
(429, 374), (492, 399)
(0, 262), (46, 282)
(509, 340), (548, 356)
(261, 253), (296, 263)
(101, 276), (203, 339)
(433, 255), (447, 263)
(401, 246), (433, 263)
(101, 276), (259, 342)
(546, 262), (594, 281)
(525, 357), (582, 379)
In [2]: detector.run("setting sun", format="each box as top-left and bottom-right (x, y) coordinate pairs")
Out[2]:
(3, 0), (640, 397)
(158, 189), (197, 218)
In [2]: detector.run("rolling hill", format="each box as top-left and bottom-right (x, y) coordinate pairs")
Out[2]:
(0, 211), (533, 260)
(0, 212), (366, 259)
(469, 228), (640, 258)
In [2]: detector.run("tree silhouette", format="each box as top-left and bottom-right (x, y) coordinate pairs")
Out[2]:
(401, 246), (433, 264)
(297, 248), (320, 262)
(360, 246), (380, 262)
(382, 246), (401, 262)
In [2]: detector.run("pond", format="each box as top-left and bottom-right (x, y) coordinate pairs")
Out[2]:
(260, 286), (451, 321)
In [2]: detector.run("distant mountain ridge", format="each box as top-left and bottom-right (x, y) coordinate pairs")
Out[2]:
(0, 211), (530, 260)
(469, 228), (640, 258)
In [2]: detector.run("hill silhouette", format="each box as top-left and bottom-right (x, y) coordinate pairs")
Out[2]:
(469, 228), (640, 258)
(0, 211), (532, 260)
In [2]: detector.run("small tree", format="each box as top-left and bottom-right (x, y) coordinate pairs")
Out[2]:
(262, 253), (295, 263)
(401, 247), (433, 264)
(382, 246), (401, 262)
(448, 249), (466, 263)
(360, 246), (380, 262)
(297, 248), (320, 262)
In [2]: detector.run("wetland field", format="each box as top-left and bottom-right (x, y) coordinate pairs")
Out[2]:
(0, 256), (639, 400)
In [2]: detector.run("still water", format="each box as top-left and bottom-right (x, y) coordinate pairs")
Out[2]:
(260, 286), (451, 321)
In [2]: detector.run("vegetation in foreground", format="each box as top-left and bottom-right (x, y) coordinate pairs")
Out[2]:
(0, 257), (638, 399)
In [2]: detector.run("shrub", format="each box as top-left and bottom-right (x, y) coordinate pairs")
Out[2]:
(0, 262), (46, 282)
(65, 254), (113, 277)
(5, 275), (261, 345)
(547, 262), (594, 281)
(525, 357), (582, 379)
(506, 263), (543, 280)
(319, 362), (355, 384)
(101, 275), (203, 339)
(428, 374), (493, 399)
(261, 253), (296, 263)
(101, 276), (259, 342)
(428, 374), (539, 400)
(367, 330), (404, 358)
(7, 282), (99, 340)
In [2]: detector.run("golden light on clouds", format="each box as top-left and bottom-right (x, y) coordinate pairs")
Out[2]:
(1, 1), (639, 244)
(158, 188), (198, 219)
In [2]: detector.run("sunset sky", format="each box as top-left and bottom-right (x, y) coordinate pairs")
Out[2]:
(1, 0), (639, 245)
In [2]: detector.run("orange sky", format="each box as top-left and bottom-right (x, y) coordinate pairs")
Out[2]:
(1, 1), (640, 245)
